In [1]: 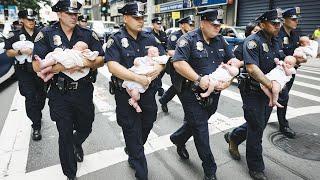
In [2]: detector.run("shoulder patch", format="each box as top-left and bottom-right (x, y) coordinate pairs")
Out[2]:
(170, 35), (177, 42)
(34, 32), (44, 42)
(247, 40), (257, 49)
(178, 38), (188, 48)
(92, 31), (100, 41)
(106, 38), (114, 49)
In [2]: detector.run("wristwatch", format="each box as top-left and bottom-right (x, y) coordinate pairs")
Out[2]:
(194, 75), (202, 86)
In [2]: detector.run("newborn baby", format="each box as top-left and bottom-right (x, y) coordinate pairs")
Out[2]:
(200, 58), (240, 98)
(122, 46), (169, 112)
(293, 36), (318, 61)
(261, 56), (297, 108)
(39, 41), (99, 81)
(12, 40), (34, 64)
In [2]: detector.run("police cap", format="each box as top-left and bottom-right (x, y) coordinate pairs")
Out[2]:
(256, 9), (282, 23)
(18, 9), (37, 20)
(118, 2), (145, 17)
(152, 17), (162, 24)
(52, 0), (82, 14)
(282, 7), (301, 19)
(177, 15), (194, 25)
(78, 14), (89, 21)
(197, 9), (223, 25)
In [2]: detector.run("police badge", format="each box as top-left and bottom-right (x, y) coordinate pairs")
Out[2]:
(106, 38), (114, 48)
(262, 43), (269, 52)
(283, 37), (289, 44)
(247, 40), (257, 49)
(170, 35), (177, 42)
(19, 34), (26, 41)
(196, 41), (204, 51)
(53, 35), (62, 46)
(121, 38), (129, 48)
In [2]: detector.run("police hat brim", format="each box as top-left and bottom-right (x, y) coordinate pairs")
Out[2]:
(26, 16), (36, 20)
(210, 19), (222, 25)
(130, 12), (144, 17)
(270, 18), (282, 23)
(62, 8), (80, 14)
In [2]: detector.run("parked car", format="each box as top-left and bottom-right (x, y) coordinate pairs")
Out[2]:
(87, 21), (117, 44)
(0, 32), (15, 84)
(220, 25), (245, 48)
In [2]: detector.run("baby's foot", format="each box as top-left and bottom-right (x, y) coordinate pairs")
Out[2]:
(274, 101), (284, 108)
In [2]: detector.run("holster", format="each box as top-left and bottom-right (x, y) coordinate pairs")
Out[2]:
(237, 73), (262, 94)
(109, 76), (124, 94)
(14, 62), (34, 73)
(184, 81), (215, 108)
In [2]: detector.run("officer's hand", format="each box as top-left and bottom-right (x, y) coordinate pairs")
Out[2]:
(146, 64), (164, 81)
(294, 53), (307, 64)
(20, 48), (33, 55)
(83, 59), (95, 68)
(138, 75), (151, 87)
(67, 66), (84, 74)
(199, 75), (210, 90)
(215, 80), (231, 91)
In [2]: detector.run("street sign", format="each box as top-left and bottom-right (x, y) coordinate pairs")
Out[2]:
(172, 11), (180, 19)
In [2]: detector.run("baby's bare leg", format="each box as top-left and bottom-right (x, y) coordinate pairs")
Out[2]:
(127, 88), (142, 113)
(271, 81), (284, 108)
(200, 80), (216, 97)
(260, 84), (273, 107)
(130, 89), (141, 101)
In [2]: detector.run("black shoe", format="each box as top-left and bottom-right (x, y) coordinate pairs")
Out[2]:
(170, 136), (189, 159)
(32, 129), (42, 141)
(203, 174), (217, 180)
(158, 88), (164, 96)
(280, 127), (296, 139)
(159, 98), (168, 112)
(124, 147), (129, 155)
(74, 145), (84, 162)
(224, 132), (240, 160)
(67, 177), (77, 180)
(249, 171), (267, 180)
(128, 160), (135, 169)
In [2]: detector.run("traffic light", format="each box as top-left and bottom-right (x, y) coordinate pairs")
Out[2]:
(101, 3), (108, 14)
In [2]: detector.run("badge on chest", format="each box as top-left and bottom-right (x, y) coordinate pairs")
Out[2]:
(283, 37), (289, 45)
(19, 34), (26, 41)
(262, 43), (269, 52)
(53, 35), (62, 46)
(121, 38), (129, 48)
(196, 41), (204, 51)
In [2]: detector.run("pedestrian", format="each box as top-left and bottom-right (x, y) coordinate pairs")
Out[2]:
(159, 15), (195, 112)
(104, 2), (165, 180)
(312, 25), (320, 57)
(225, 9), (286, 180)
(151, 16), (168, 96)
(32, 0), (104, 179)
(4, 9), (46, 141)
(169, 9), (235, 180)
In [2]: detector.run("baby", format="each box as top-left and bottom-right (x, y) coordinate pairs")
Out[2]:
(200, 59), (240, 98)
(37, 41), (98, 81)
(293, 36), (318, 61)
(122, 46), (169, 112)
(261, 56), (297, 108)
(12, 40), (34, 64)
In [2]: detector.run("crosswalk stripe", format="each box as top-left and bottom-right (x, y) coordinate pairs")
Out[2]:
(294, 81), (320, 91)
(295, 74), (320, 82)
(298, 69), (320, 75)
(300, 66), (320, 72)
(289, 90), (320, 102)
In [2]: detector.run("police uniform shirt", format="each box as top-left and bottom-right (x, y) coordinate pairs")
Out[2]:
(277, 26), (300, 56)
(243, 30), (285, 74)
(152, 29), (167, 50)
(172, 28), (234, 75)
(167, 30), (183, 51)
(104, 27), (165, 69)
(4, 27), (40, 50)
(33, 22), (103, 60)
(234, 41), (244, 60)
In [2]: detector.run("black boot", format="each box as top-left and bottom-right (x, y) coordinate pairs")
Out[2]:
(32, 129), (42, 141)
(170, 136), (189, 159)
(74, 144), (84, 162)
(280, 127), (296, 138)
(249, 171), (267, 180)
(224, 132), (240, 160)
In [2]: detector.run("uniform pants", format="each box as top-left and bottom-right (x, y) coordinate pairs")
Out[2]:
(277, 74), (295, 128)
(48, 84), (94, 178)
(230, 90), (273, 172)
(115, 86), (158, 180)
(170, 88), (220, 177)
(15, 67), (46, 130)
(160, 85), (176, 104)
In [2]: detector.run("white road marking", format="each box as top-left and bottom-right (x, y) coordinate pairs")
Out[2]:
(298, 69), (320, 75)
(0, 89), (31, 177)
(300, 66), (320, 72)
(296, 74), (320, 81)
(293, 81), (320, 91)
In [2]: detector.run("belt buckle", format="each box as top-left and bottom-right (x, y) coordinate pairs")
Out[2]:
(69, 82), (78, 90)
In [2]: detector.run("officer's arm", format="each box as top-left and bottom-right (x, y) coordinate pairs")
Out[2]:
(6, 49), (20, 58)
(167, 50), (175, 57)
(173, 61), (199, 82)
(83, 56), (104, 70)
(246, 64), (272, 89)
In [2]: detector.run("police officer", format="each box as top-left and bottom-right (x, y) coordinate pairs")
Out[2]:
(4, 9), (46, 141)
(276, 7), (303, 138)
(151, 16), (167, 96)
(32, 0), (104, 179)
(159, 15), (195, 112)
(104, 2), (165, 180)
(170, 9), (234, 180)
(224, 9), (284, 180)
(78, 14), (89, 28)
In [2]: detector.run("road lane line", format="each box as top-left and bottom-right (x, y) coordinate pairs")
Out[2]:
(296, 74), (320, 81)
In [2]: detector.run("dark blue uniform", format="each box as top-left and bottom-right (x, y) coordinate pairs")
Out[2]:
(4, 26), (46, 132)
(276, 25), (300, 129)
(104, 27), (165, 180)
(170, 27), (234, 177)
(33, 22), (103, 178)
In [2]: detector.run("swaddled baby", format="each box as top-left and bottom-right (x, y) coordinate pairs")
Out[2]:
(12, 40), (34, 64)
(293, 36), (318, 61)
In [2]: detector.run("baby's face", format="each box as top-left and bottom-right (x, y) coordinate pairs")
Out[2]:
(284, 56), (296, 68)
(73, 41), (88, 50)
(300, 37), (310, 46)
(148, 47), (159, 57)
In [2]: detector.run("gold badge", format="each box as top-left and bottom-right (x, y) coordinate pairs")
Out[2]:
(262, 43), (269, 52)
(170, 35), (177, 42)
(34, 32), (44, 42)
(247, 40), (257, 49)
(106, 38), (114, 48)
(178, 38), (188, 48)
(71, 0), (77, 8)
(19, 34), (26, 41)
(283, 37), (289, 44)
(121, 38), (129, 48)
(53, 35), (62, 46)
(196, 41), (204, 51)
(92, 32), (99, 41)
